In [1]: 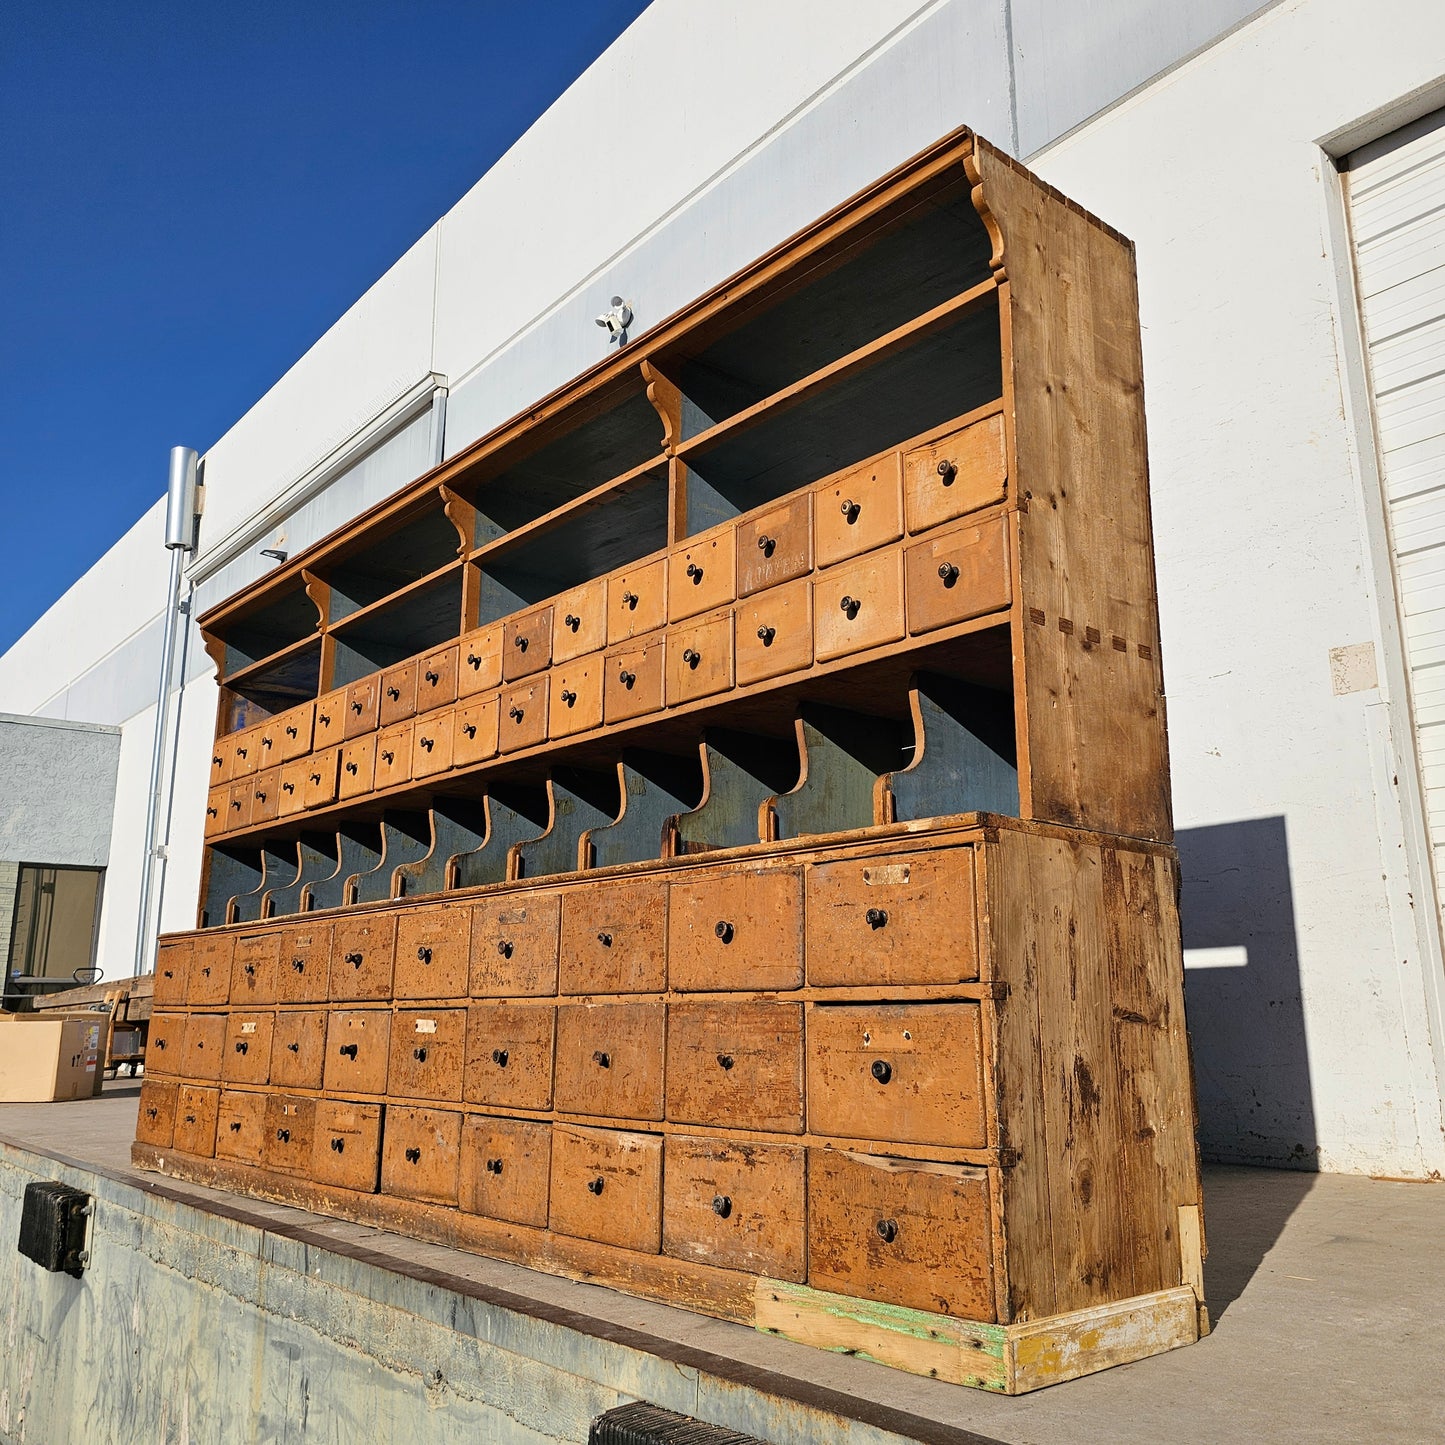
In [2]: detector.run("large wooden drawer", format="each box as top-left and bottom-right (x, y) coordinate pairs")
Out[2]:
(548, 1124), (662, 1253)
(209, 740), (233, 788)
(310, 1100), (383, 1194)
(459, 1114), (552, 1227)
(559, 879), (667, 993)
(394, 904), (471, 1000)
(807, 1150), (995, 1320)
(221, 1011), (274, 1086)
(603, 633), (665, 723)
(388, 1008), (466, 1102)
(380, 660), (419, 727)
(187, 933), (235, 1007)
(181, 1013), (226, 1081)
(225, 779), (252, 832)
(303, 747), (341, 809)
(463, 1003), (555, 1110)
(228, 725), (262, 779)
(471, 891), (561, 997)
(665, 1002), (803, 1133)
(549, 654), (605, 738)
(276, 919), (333, 1003)
(277, 700), (316, 761)
(503, 604), (553, 681)
(380, 1106), (461, 1205)
(669, 526), (736, 622)
(499, 678), (549, 753)
(812, 548), (906, 663)
(666, 611), (733, 707)
(330, 913), (397, 1001)
(135, 1080), (177, 1147)
(340, 735), (377, 798)
(278, 759), (309, 817)
(458, 623), (503, 696)
(216, 1089), (268, 1165)
(454, 695), (501, 767)
(204, 787), (227, 838)
(554, 1002), (664, 1120)
(552, 578), (607, 663)
(735, 577), (812, 686)
(417, 643), (459, 710)
(344, 676), (380, 738)
(313, 686), (348, 749)
(737, 493), (811, 597)
(607, 557), (667, 643)
(173, 1085), (220, 1158)
(666, 866), (803, 991)
(145, 1014), (186, 1076)
(250, 767), (281, 825)
(323, 1009), (391, 1096)
(270, 1009), (327, 1090)
(154, 940), (190, 1008)
(903, 410), (1007, 534)
(904, 517), (1011, 635)
(411, 707), (455, 778)
(263, 1095), (316, 1176)
(231, 932), (280, 1006)
(814, 453), (904, 567)
(375, 722), (413, 788)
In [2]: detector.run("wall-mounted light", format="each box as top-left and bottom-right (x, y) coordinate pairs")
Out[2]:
(595, 296), (633, 346)
(260, 547), (288, 563)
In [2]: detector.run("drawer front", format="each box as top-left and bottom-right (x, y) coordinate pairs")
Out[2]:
(549, 656), (604, 738)
(667, 866), (803, 992)
(453, 695), (500, 767)
(548, 1124), (662, 1252)
(395, 904), (472, 1000)
(250, 767), (281, 825)
(904, 411), (1007, 534)
(459, 1115), (552, 1227)
(411, 706), (455, 778)
(471, 892), (561, 997)
(209, 738), (234, 787)
(146, 1014), (186, 1076)
(554, 1002), (665, 1121)
(458, 624), (504, 695)
(812, 548), (906, 663)
(230, 725), (262, 779)
(499, 678), (549, 753)
(278, 759), (309, 816)
(735, 577), (812, 686)
(665, 1001), (804, 1133)
(183, 1011), (226, 1075)
(303, 747), (341, 809)
(135, 1079), (178, 1147)
(375, 722), (413, 788)
(263, 1095), (316, 1176)
(173, 1085), (220, 1158)
(204, 786), (227, 837)
(277, 700), (316, 761)
(807, 1150), (995, 1319)
(603, 634), (665, 723)
(463, 1003), (556, 1110)
(737, 493), (812, 597)
(330, 913), (398, 1001)
(344, 676), (380, 738)
(270, 1009), (327, 1090)
(339, 734), (377, 798)
(503, 605), (554, 681)
(806, 848), (977, 986)
(806, 1003), (986, 1147)
(154, 941), (190, 1007)
(187, 934), (234, 1006)
(215, 1089), (268, 1165)
(379, 660), (418, 727)
(310, 1100), (383, 1193)
(607, 558), (668, 643)
(418, 643), (459, 709)
(314, 687), (349, 748)
(904, 517), (1012, 635)
(226, 780), (253, 831)
(559, 879), (667, 993)
(323, 1009), (392, 1095)
(380, 1106), (462, 1205)
(257, 717), (284, 769)
(665, 612), (734, 706)
(814, 453), (904, 567)
(230, 931), (280, 1006)
(388, 1008), (466, 1102)
(662, 1136), (805, 1282)
(553, 578), (607, 664)
(668, 527), (737, 622)
(276, 920), (333, 1003)
(221, 1011), (274, 1086)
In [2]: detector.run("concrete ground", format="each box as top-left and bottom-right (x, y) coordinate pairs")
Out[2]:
(4, 1079), (1443, 1444)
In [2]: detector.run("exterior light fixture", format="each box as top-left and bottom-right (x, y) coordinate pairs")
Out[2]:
(595, 297), (633, 346)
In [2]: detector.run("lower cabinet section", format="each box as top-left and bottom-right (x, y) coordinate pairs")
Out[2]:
(381, 1106), (462, 1204)
(548, 1124), (662, 1253)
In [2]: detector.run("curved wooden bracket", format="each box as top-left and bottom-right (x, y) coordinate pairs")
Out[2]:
(440, 484), (475, 557)
(300, 568), (329, 630)
(963, 145), (1007, 283)
(641, 359), (683, 454)
(200, 628), (227, 678)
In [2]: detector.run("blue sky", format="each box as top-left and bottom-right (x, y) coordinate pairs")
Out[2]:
(0, 0), (650, 655)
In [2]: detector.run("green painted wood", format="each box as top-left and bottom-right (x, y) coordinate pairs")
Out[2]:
(351, 812), (432, 904)
(262, 833), (341, 917)
(584, 750), (705, 868)
(673, 729), (800, 854)
(449, 784), (551, 890)
(769, 704), (908, 841)
(513, 769), (621, 880)
(392, 801), (489, 899)
(306, 824), (382, 912)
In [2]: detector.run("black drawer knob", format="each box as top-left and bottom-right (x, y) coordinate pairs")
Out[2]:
(237, 746), (247, 758)
(146, 1107), (159, 1119)
(715, 920), (734, 943)
(491, 1048), (509, 1067)
(331, 1137), (345, 1153)
(865, 907), (889, 929)
(201, 966), (212, 978)
(712, 1195), (732, 1219)
(155, 1039), (166, 1050)
(839, 595), (861, 618)
(587, 1177), (605, 1195)
(425, 669), (439, 685)
(262, 737), (273, 749)
(597, 931), (613, 947)
(513, 635), (527, 651)
(485, 1157), (503, 1174)
(292, 957), (305, 972)
(716, 1053), (734, 1071)
(937, 458), (957, 485)
(230, 799), (242, 811)
(309, 772), (321, 785)
(561, 689), (577, 706)
(757, 534), (775, 555)
(593, 1050), (611, 1069)
(346, 761), (358, 774)
(413, 1047), (428, 1062)
(386, 686), (401, 699)
(405, 1148), (421, 1164)
(282, 782), (295, 794)
(346, 951), (364, 968)
(276, 1128), (290, 1143)
(871, 1059), (893, 1085)
(497, 939), (513, 958)
(185, 1114), (197, 1125)
(463, 723), (476, 738)
(420, 735), (434, 751)
(840, 498), (861, 522)
(286, 724), (298, 737)
(320, 711), (332, 726)
(254, 787), (267, 803)
(621, 591), (639, 609)
(234, 1041), (248, 1055)
(938, 562), (960, 585)
(230, 1121), (242, 1132)
(466, 651), (482, 669)
(508, 706), (524, 722)
(381, 750), (394, 764)
(207, 806), (218, 818)
(287, 1042), (299, 1054)
(212, 754), (223, 768)
(244, 962), (256, 976)
(351, 700), (363, 713)
(417, 946), (432, 963)
(682, 648), (700, 668)
(339, 1043), (359, 1060)
(686, 562), (703, 582)
(756, 626), (775, 645)
(618, 669), (636, 688)
(564, 613), (581, 631)
(876, 1217), (899, 1244)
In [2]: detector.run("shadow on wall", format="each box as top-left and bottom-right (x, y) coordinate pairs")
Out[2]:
(1177, 815), (1318, 1171)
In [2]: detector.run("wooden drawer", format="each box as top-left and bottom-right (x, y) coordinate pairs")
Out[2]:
(417, 643), (459, 710)
(499, 678), (548, 753)
(135, 1079), (177, 1148)
(807, 1150), (994, 1319)
(187, 934), (234, 1006)
(388, 1008), (466, 1102)
(738, 493), (812, 597)
(379, 660), (418, 726)
(375, 721), (413, 788)
(603, 633), (665, 723)
(814, 453), (904, 567)
(344, 676), (380, 738)
(380, 1106), (461, 1205)
(182, 1014), (226, 1081)
(215, 1089), (268, 1165)
(806, 848), (977, 985)
(549, 656), (604, 738)
(222, 1011), (274, 1086)
(812, 548), (905, 663)
(154, 940), (190, 1007)
(668, 526), (736, 622)
(735, 577), (812, 686)
(395, 904), (471, 999)
(503, 604), (553, 681)
(607, 557), (667, 644)
(277, 700), (316, 761)
(459, 1115), (552, 1227)
(313, 687), (348, 749)
(229, 725), (262, 779)
(662, 1136), (805, 1282)
(904, 410), (1007, 534)
(553, 578), (607, 664)
(463, 1003), (556, 1110)
(230, 931), (280, 1006)
(270, 1009), (328, 1090)
(145, 1014), (186, 1076)
(263, 1095), (316, 1176)
(806, 1003), (986, 1147)
(549, 1125), (662, 1253)
(278, 759), (309, 816)
(667, 866), (802, 992)
(257, 715), (284, 770)
(554, 1002), (665, 1121)
(303, 747), (340, 809)
(173, 1084), (219, 1158)
(209, 739), (233, 787)
(225, 780), (253, 831)
(458, 624), (504, 696)
(339, 735), (377, 798)
(559, 879), (667, 993)
(411, 706), (455, 778)
(323, 1009), (392, 1095)
(665, 611), (733, 706)
(276, 920), (333, 1003)
(330, 912), (397, 1001)
(311, 1099), (383, 1193)
(904, 517), (1012, 635)
(204, 786), (227, 838)
(665, 1001), (804, 1133)
(454, 695), (500, 767)
(250, 767), (281, 825)
(471, 891), (561, 997)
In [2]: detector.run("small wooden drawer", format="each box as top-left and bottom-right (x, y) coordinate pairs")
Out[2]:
(173, 1085), (220, 1158)
(379, 660), (419, 727)
(204, 786), (227, 838)
(411, 706), (455, 777)
(559, 878), (667, 993)
(395, 904), (471, 999)
(499, 678), (549, 753)
(323, 1008), (392, 1095)
(344, 675), (380, 738)
(668, 526), (736, 622)
(303, 747), (341, 809)
(230, 725), (262, 779)
(250, 767), (281, 824)
(603, 633), (665, 723)
(460, 1115), (552, 1227)
(222, 1012), (274, 1086)
(263, 1095), (316, 1176)
(554, 1002), (665, 1121)
(806, 1002), (986, 1147)
(417, 643), (459, 709)
(503, 604), (553, 681)
(814, 453), (904, 567)
(339, 735), (377, 798)
(662, 1136), (806, 1282)
(145, 1014), (186, 1075)
(257, 716), (284, 769)
(471, 891), (561, 997)
(135, 1079), (178, 1148)
(209, 740), (234, 787)
(738, 493), (812, 597)
(453, 695), (500, 767)
(388, 1008), (466, 1102)
(277, 758), (309, 816)
(277, 700), (316, 761)
(381, 1106), (462, 1205)
(225, 780), (253, 831)
(666, 611), (734, 706)
(463, 1003), (556, 1110)
(904, 410), (1007, 534)
(276, 920), (333, 1003)
(182, 1014), (227, 1081)
(154, 940), (190, 1007)
(812, 548), (906, 663)
(231, 931), (280, 1006)
(606, 557), (667, 643)
(553, 578), (607, 664)
(310, 1100), (383, 1193)
(375, 721), (413, 788)
(665, 1001), (804, 1133)
(330, 912), (397, 1001)
(314, 686), (348, 748)
(270, 1009), (328, 1090)
(549, 1124), (662, 1253)
(806, 847), (977, 985)
(807, 1150), (995, 1319)
(735, 578), (813, 686)
(215, 1089), (268, 1165)
(549, 656), (604, 738)
(187, 933), (234, 1007)
(667, 866), (803, 991)
(904, 517), (1012, 635)
(458, 623), (504, 695)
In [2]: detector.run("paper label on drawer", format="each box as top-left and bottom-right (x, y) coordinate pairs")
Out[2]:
(241, 1022), (257, 1035)
(414, 1019), (437, 1034)
(863, 865), (910, 886)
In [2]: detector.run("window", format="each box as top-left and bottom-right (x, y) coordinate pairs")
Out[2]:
(7, 865), (104, 982)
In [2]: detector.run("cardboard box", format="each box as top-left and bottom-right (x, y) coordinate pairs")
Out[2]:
(0, 1013), (104, 1102)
